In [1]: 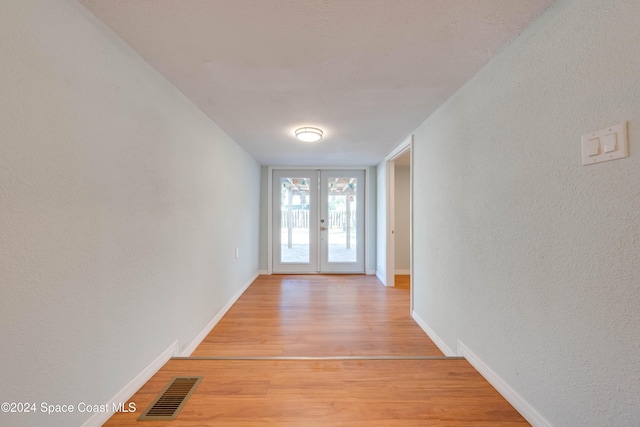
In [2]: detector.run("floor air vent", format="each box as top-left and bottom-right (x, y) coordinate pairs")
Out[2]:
(138, 376), (202, 421)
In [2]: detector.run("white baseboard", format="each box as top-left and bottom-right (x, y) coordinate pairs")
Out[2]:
(366, 269), (376, 275)
(411, 311), (455, 356)
(180, 272), (258, 356)
(258, 269), (269, 275)
(394, 269), (410, 275)
(457, 340), (552, 427)
(80, 340), (179, 427)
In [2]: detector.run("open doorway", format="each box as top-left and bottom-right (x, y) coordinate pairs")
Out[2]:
(383, 136), (413, 309)
(393, 151), (411, 290)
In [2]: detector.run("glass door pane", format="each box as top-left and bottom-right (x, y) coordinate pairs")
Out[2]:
(280, 177), (310, 263)
(326, 178), (357, 263)
(320, 170), (365, 273)
(272, 170), (318, 273)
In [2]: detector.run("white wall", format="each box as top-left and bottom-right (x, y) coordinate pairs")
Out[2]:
(412, 0), (640, 426)
(394, 165), (411, 272)
(0, 1), (261, 426)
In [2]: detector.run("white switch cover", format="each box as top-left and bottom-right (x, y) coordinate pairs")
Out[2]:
(602, 133), (617, 153)
(586, 138), (600, 156)
(582, 122), (628, 165)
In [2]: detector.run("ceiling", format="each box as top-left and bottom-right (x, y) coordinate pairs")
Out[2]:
(78, 0), (555, 166)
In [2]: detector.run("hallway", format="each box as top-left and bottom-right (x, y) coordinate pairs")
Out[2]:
(104, 275), (528, 426)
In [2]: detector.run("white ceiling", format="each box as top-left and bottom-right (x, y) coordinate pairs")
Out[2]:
(78, 0), (555, 166)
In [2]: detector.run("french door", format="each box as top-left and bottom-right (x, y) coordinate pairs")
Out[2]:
(272, 169), (365, 273)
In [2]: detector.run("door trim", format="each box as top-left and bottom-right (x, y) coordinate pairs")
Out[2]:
(267, 166), (368, 275)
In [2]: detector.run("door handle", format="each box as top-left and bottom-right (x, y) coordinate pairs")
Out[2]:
(320, 226), (327, 231)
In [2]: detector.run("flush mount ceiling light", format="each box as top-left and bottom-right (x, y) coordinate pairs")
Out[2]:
(295, 127), (323, 142)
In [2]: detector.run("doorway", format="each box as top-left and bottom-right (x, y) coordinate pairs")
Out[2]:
(393, 151), (411, 290)
(272, 169), (365, 274)
(383, 136), (413, 308)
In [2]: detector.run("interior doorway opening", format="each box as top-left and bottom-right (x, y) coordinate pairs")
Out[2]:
(393, 151), (411, 290)
(384, 136), (413, 309)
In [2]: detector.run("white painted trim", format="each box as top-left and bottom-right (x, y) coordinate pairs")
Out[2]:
(269, 166), (370, 170)
(385, 137), (413, 161)
(267, 167), (273, 275)
(80, 341), (179, 427)
(375, 270), (387, 286)
(258, 269), (270, 275)
(386, 159), (395, 288)
(181, 272), (258, 356)
(457, 341), (553, 427)
(365, 269), (376, 276)
(408, 137), (414, 313)
(394, 269), (411, 275)
(411, 311), (455, 356)
(364, 167), (372, 275)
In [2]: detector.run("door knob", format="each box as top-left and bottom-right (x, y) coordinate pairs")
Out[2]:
(320, 226), (327, 231)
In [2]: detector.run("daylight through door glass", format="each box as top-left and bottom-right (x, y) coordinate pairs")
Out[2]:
(280, 177), (310, 263)
(327, 177), (357, 263)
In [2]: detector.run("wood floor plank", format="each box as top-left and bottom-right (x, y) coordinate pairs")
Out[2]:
(395, 274), (411, 289)
(193, 274), (442, 357)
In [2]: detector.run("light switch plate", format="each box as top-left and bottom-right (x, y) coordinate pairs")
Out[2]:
(586, 137), (600, 156)
(582, 122), (628, 165)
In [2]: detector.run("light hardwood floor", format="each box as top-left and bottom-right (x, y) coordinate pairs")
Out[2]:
(193, 274), (441, 357)
(395, 274), (411, 289)
(105, 275), (529, 426)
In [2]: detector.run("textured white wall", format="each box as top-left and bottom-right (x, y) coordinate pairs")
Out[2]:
(412, 0), (640, 425)
(394, 165), (411, 271)
(0, 0), (260, 426)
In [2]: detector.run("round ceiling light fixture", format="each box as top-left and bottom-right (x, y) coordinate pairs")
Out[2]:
(295, 127), (323, 142)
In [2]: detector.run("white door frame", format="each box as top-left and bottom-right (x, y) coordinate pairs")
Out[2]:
(268, 166), (368, 275)
(384, 136), (413, 310)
